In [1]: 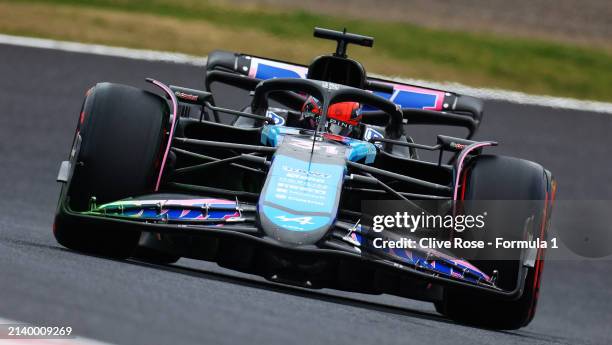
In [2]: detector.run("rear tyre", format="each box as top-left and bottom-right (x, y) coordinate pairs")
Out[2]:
(54, 83), (169, 258)
(437, 155), (553, 329)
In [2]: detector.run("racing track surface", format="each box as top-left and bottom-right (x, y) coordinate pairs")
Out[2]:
(0, 44), (611, 345)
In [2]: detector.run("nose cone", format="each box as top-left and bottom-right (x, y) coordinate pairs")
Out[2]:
(257, 139), (346, 245)
(259, 204), (336, 245)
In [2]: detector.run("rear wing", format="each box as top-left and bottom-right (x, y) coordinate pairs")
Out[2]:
(205, 50), (484, 138)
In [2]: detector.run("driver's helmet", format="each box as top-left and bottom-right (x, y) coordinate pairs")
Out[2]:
(301, 96), (362, 136)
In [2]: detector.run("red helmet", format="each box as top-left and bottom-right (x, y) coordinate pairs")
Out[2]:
(301, 97), (362, 136)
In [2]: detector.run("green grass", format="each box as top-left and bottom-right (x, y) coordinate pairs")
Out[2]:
(10, 0), (612, 101)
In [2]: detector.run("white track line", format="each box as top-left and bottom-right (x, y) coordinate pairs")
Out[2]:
(0, 317), (115, 345)
(1, 33), (611, 114)
(372, 74), (612, 115)
(0, 34), (205, 66)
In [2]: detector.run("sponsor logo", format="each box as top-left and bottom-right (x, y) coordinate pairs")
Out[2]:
(364, 127), (384, 142)
(175, 92), (198, 102)
(282, 166), (331, 179)
(265, 110), (286, 125)
(450, 142), (466, 150)
(288, 138), (341, 155)
(321, 81), (341, 90)
(275, 215), (314, 225)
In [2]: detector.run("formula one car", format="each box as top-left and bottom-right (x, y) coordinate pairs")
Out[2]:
(54, 28), (555, 329)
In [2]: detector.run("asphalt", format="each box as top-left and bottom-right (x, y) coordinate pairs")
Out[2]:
(0, 44), (610, 345)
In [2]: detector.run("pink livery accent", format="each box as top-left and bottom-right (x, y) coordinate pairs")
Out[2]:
(452, 141), (496, 202)
(147, 78), (178, 191)
(247, 57), (308, 79)
(223, 212), (241, 219)
(121, 198), (236, 207)
(247, 62), (257, 79)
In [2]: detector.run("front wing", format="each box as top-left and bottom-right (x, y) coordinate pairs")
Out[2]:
(55, 193), (528, 301)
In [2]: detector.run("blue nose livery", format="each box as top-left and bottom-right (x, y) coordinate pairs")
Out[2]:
(258, 136), (346, 245)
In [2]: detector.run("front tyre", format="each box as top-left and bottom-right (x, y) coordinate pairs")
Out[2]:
(437, 155), (554, 329)
(54, 83), (169, 258)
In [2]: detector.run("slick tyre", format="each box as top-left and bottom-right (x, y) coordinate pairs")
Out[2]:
(54, 83), (169, 259)
(437, 155), (554, 329)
